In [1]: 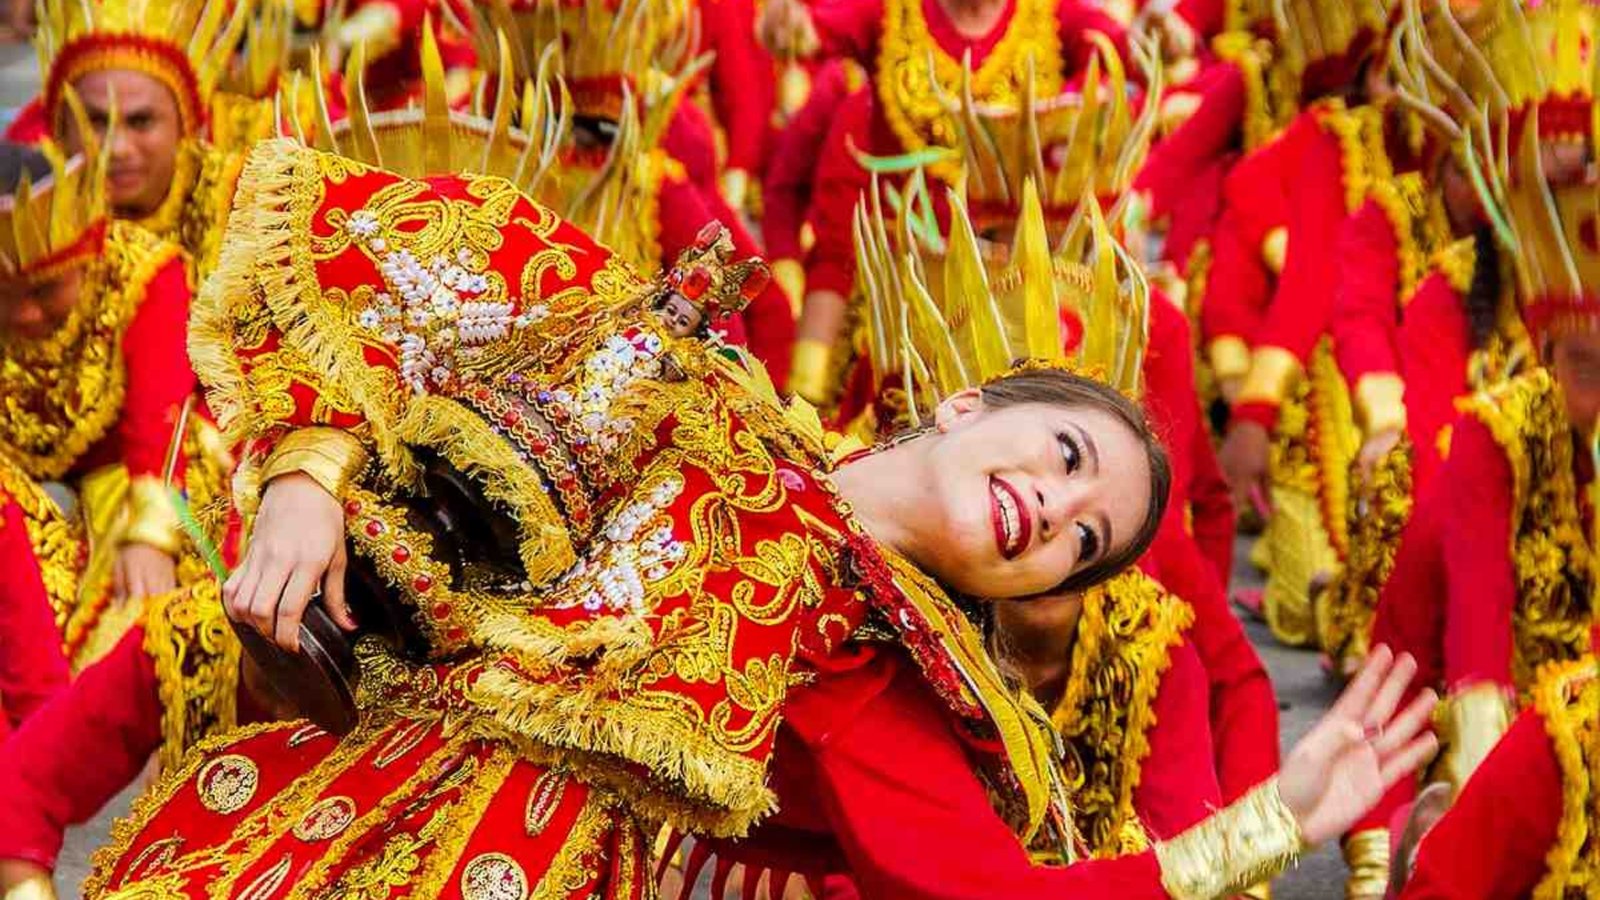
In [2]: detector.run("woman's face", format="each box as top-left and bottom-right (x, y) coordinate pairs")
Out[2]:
(910, 390), (1153, 599)
(1550, 332), (1600, 432)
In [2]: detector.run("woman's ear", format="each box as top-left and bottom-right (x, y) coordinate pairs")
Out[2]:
(933, 388), (985, 431)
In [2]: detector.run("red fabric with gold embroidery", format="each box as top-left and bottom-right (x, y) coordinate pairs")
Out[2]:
(0, 497), (70, 732)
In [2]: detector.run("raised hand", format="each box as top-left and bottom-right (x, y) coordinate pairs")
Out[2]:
(1279, 646), (1440, 845)
(222, 472), (352, 652)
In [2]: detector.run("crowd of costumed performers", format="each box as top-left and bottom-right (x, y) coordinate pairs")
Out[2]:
(0, 0), (1598, 897)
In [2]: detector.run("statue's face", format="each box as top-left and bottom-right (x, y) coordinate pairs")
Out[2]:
(63, 69), (183, 217)
(656, 293), (703, 337)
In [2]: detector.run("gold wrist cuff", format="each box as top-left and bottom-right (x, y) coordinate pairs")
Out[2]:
(123, 475), (183, 554)
(1208, 336), (1253, 382)
(788, 339), (833, 404)
(1262, 226), (1289, 275)
(259, 427), (370, 502)
(1156, 777), (1305, 900)
(1434, 682), (1512, 792)
(1237, 346), (1303, 407)
(772, 259), (806, 320)
(720, 168), (751, 212)
(1342, 828), (1391, 899)
(3, 872), (58, 900)
(1354, 374), (1407, 439)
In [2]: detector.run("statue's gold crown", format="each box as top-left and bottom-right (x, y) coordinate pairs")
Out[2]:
(0, 96), (108, 281)
(35, 0), (252, 135)
(855, 174), (1149, 425)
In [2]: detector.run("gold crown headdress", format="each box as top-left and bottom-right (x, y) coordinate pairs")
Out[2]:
(936, 35), (1164, 239)
(462, 0), (695, 122)
(35, 0), (253, 136)
(277, 24), (568, 194)
(1271, 0), (1391, 96)
(1, 94), (109, 282)
(1397, 0), (1600, 338)
(855, 173), (1149, 427)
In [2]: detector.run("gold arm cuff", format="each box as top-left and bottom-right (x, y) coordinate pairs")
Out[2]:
(788, 339), (833, 405)
(1262, 226), (1289, 275)
(1, 873), (57, 900)
(1155, 778), (1305, 900)
(1342, 828), (1391, 899)
(772, 259), (806, 320)
(123, 475), (183, 554)
(1354, 374), (1407, 439)
(1237, 346), (1304, 407)
(259, 427), (370, 502)
(1434, 682), (1513, 792)
(720, 167), (751, 213)
(335, 3), (403, 58)
(1208, 336), (1254, 381)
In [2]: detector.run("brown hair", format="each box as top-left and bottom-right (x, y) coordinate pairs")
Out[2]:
(978, 366), (1171, 593)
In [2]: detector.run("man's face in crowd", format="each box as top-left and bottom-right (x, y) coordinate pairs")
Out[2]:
(61, 69), (183, 217)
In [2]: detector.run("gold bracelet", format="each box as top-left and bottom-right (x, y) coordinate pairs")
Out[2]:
(123, 474), (183, 554)
(1342, 828), (1391, 899)
(1155, 778), (1305, 900)
(2, 872), (58, 900)
(258, 427), (370, 502)
(1207, 336), (1253, 382)
(1354, 374), (1407, 439)
(1434, 682), (1512, 792)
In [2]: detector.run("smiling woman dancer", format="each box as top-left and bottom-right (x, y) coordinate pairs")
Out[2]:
(80, 138), (1436, 900)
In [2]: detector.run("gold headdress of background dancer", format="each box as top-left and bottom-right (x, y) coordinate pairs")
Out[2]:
(275, 20), (568, 194)
(33, 0), (254, 137)
(448, 0), (705, 266)
(854, 37), (1161, 431)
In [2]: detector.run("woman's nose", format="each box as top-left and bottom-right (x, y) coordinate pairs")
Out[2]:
(1036, 482), (1077, 540)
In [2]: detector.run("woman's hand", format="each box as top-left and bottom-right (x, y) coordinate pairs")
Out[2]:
(113, 543), (178, 602)
(223, 473), (353, 652)
(1280, 646), (1439, 846)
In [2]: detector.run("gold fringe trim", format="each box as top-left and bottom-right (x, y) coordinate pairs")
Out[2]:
(141, 564), (241, 773)
(1530, 656), (1600, 899)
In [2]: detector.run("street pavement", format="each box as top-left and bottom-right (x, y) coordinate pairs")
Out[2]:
(1, 37), (1344, 897)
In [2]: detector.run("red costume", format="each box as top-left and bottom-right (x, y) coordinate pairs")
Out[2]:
(86, 140), (1308, 900)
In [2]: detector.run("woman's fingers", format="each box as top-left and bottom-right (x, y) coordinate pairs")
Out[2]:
(1328, 644), (1396, 723)
(1378, 734), (1441, 791)
(1371, 688), (1439, 758)
(321, 548), (356, 631)
(245, 554), (292, 640)
(1363, 652), (1419, 731)
(275, 565), (323, 653)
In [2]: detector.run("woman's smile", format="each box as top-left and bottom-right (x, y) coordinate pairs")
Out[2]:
(988, 475), (1032, 560)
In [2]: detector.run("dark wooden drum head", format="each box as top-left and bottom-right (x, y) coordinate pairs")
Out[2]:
(230, 603), (359, 734)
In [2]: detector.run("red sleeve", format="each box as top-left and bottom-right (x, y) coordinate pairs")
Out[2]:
(1330, 198), (1402, 388)
(1135, 638), (1224, 839)
(1232, 120), (1348, 429)
(1439, 418), (1519, 692)
(703, 0), (776, 174)
(664, 104), (721, 192)
(1142, 296), (1201, 498)
(1198, 204), (1269, 349)
(810, 0), (885, 64)
(802, 90), (875, 297)
(655, 174), (797, 383)
(1187, 423), (1236, 588)
(786, 654), (1171, 899)
(0, 627), (163, 870)
(0, 498), (70, 727)
(1135, 61), (1244, 241)
(762, 61), (854, 261)
(1174, 0), (1225, 36)
(1146, 524), (1281, 801)
(118, 257), (198, 478)
(1400, 709), (1562, 900)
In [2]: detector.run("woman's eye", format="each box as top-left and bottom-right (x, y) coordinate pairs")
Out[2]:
(1076, 522), (1100, 561)
(1057, 432), (1081, 473)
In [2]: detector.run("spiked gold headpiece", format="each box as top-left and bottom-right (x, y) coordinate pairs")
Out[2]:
(1272, 0), (1391, 96)
(465, 0), (694, 122)
(35, 0), (252, 136)
(855, 174), (1149, 426)
(278, 24), (567, 195)
(1398, 0), (1600, 339)
(0, 97), (109, 282)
